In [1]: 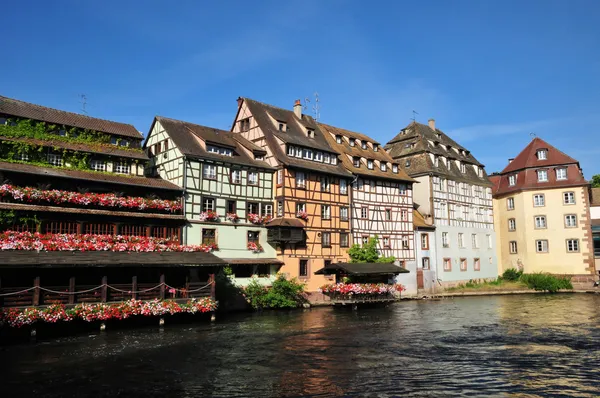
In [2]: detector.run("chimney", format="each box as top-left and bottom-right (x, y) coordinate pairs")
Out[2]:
(293, 99), (302, 119)
(428, 119), (436, 131)
(508, 158), (514, 164)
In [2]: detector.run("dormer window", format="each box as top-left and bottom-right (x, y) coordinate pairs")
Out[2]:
(436, 133), (441, 139)
(478, 166), (483, 177)
(556, 167), (567, 180)
(315, 151), (323, 162)
(278, 122), (286, 132)
(58, 129), (67, 137)
(331, 156), (338, 165)
(381, 163), (387, 172)
(353, 157), (361, 167)
(119, 139), (130, 147)
(349, 139), (355, 147)
(307, 129), (314, 138)
(367, 159), (374, 170)
(508, 174), (517, 186)
(374, 144), (379, 152)
(405, 160), (411, 167)
(460, 162), (466, 173)
(324, 153), (330, 163)
(239, 118), (250, 132)
(361, 140), (368, 149)
(392, 164), (398, 173)
(434, 156), (439, 167)
(207, 145), (233, 156)
(537, 149), (547, 160)
(537, 169), (548, 182)
(335, 135), (342, 144)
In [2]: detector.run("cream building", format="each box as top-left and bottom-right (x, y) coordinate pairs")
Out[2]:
(490, 137), (596, 281)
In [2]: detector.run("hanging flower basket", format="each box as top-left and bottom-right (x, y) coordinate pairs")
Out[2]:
(296, 211), (309, 221)
(247, 241), (263, 253)
(225, 213), (239, 222)
(199, 211), (219, 222)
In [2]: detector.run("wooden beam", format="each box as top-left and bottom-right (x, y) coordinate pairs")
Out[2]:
(33, 276), (40, 306)
(68, 277), (75, 305)
(159, 274), (165, 299)
(132, 276), (138, 300)
(101, 276), (107, 303)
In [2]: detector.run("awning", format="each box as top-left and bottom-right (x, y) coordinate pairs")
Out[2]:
(266, 218), (305, 228)
(314, 262), (409, 276)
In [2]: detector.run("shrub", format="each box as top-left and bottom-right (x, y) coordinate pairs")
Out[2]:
(243, 275), (306, 310)
(520, 272), (573, 293)
(502, 268), (523, 281)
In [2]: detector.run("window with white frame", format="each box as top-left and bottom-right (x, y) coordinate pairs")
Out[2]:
(458, 233), (465, 248)
(533, 194), (545, 207)
(321, 205), (331, 220)
(320, 176), (330, 192)
(314, 151), (323, 162)
(507, 197), (515, 210)
(231, 169), (242, 184)
(536, 149), (547, 160)
(460, 258), (467, 271)
(361, 207), (368, 218)
(114, 161), (130, 174)
(536, 239), (549, 253)
(202, 197), (215, 212)
(90, 160), (106, 172)
(392, 164), (398, 173)
(474, 258), (481, 271)
(509, 241), (518, 254)
(443, 258), (452, 271)
(537, 170), (548, 182)
(434, 156), (439, 167)
(508, 218), (516, 231)
(296, 171), (305, 188)
(361, 236), (369, 244)
(353, 157), (361, 167)
(471, 234), (478, 248)
(18, 153), (29, 161)
(422, 257), (430, 270)
(565, 214), (577, 227)
(556, 168), (567, 180)
(321, 232), (331, 247)
(361, 140), (368, 149)
(442, 232), (449, 247)
(566, 239), (579, 252)
(296, 202), (306, 213)
(206, 145), (233, 156)
(336, 135), (342, 144)
(203, 164), (216, 179)
(47, 153), (63, 167)
(401, 209), (408, 221)
(534, 215), (547, 229)
(248, 171), (259, 185)
(563, 191), (575, 204)
(277, 200), (283, 217)
(277, 170), (283, 185)
(340, 207), (349, 221)
(340, 179), (348, 195)
(367, 159), (374, 169)
(349, 139), (355, 147)
(380, 163), (387, 172)
(508, 175), (516, 186)
(460, 162), (466, 173)
(401, 235), (410, 250)
(382, 236), (390, 248)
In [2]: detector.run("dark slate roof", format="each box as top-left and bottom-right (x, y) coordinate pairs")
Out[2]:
(319, 122), (414, 183)
(0, 95), (142, 139)
(0, 161), (182, 191)
(153, 117), (274, 170)
(0, 136), (147, 160)
(0, 251), (226, 267)
(385, 121), (492, 187)
(241, 98), (352, 178)
(314, 262), (409, 275)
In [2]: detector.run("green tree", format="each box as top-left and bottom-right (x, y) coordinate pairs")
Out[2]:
(347, 236), (396, 263)
(591, 174), (600, 188)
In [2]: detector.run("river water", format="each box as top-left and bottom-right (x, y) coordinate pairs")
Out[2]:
(1, 294), (600, 397)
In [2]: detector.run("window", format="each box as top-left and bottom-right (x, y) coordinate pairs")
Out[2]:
(471, 234), (479, 248)
(336, 135), (342, 144)
(508, 175), (516, 186)
(227, 200), (236, 214)
(163, 140), (169, 152)
(487, 234), (493, 249)
(405, 160), (411, 167)
(401, 235), (410, 250)
(565, 214), (577, 228)
(278, 122), (286, 132)
(422, 257), (430, 270)
(207, 145), (233, 156)
(17, 152), (29, 161)
(320, 176), (330, 192)
(421, 233), (429, 249)
(401, 209), (408, 221)
(534, 215), (547, 229)
(239, 118), (250, 132)
(374, 144), (379, 152)
(434, 156), (439, 167)
(507, 197), (515, 210)
(361, 207), (368, 219)
(392, 164), (398, 173)
(296, 171), (306, 188)
(474, 258), (481, 271)
(385, 209), (392, 221)
(322, 232), (331, 247)
(90, 160), (106, 172)
(460, 258), (467, 271)
(340, 207), (349, 221)
(203, 164), (217, 180)
(247, 230), (259, 244)
(536, 149), (547, 160)
(296, 202), (306, 213)
(458, 233), (465, 248)
(353, 157), (361, 167)
(460, 163), (466, 173)
(111, 136), (119, 145)
(277, 170), (283, 185)
(536, 239), (549, 253)
(119, 139), (130, 147)
(566, 239), (579, 252)
(563, 191), (575, 204)
(299, 260), (308, 277)
(361, 140), (368, 149)
(349, 139), (355, 147)
(533, 194), (545, 207)
(202, 229), (216, 245)
(442, 232), (449, 248)
(443, 258), (452, 271)
(307, 129), (315, 138)
(47, 153), (63, 167)
(277, 200), (283, 217)
(340, 233), (349, 247)
(381, 163), (387, 172)
(323, 153), (331, 164)
(321, 205), (331, 220)
(248, 171), (259, 185)
(367, 159), (374, 169)
(382, 236), (390, 248)
(114, 162), (130, 174)
(509, 241), (518, 254)
(556, 168), (567, 180)
(508, 218), (516, 231)
(340, 179), (348, 195)
(261, 204), (273, 217)
(202, 197), (215, 212)
(231, 169), (242, 184)
(537, 170), (548, 182)
(331, 156), (338, 165)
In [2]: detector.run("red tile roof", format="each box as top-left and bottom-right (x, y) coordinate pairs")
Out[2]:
(0, 95), (142, 139)
(501, 137), (579, 173)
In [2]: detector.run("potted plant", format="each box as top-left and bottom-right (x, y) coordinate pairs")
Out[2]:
(296, 211), (309, 221)
(225, 212), (239, 222)
(247, 241), (263, 253)
(199, 211), (219, 222)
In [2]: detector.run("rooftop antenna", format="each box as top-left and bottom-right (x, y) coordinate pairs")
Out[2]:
(312, 92), (320, 121)
(80, 94), (88, 115)
(411, 110), (419, 122)
(530, 132), (536, 138)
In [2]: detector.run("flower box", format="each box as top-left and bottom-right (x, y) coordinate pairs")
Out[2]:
(198, 211), (219, 222)
(248, 213), (271, 225)
(225, 213), (239, 222)
(319, 283), (405, 300)
(296, 211), (309, 221)
(247, 241), (263, 253)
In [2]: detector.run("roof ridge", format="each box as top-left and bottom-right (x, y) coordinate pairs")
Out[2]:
(156, 115), (231, 134)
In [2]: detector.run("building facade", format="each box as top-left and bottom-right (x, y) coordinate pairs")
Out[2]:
(231, 98), (352, 293)
(413, 209), (437, 293)
(490, 137), (595, 281)
(590, 188), (600, 272)
(144, 117), (282, 285)
(385, 119), (497, 287)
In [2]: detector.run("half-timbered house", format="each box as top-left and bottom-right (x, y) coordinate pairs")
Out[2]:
(0, 95), (222, 309)
(318, 123), (418, 294)
(231, 98), (353, 294)
(145, 116), (282, 284)
(385, 119), (497, 287)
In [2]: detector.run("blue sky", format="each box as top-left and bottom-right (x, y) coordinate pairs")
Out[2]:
(1, 0), (599, 175)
